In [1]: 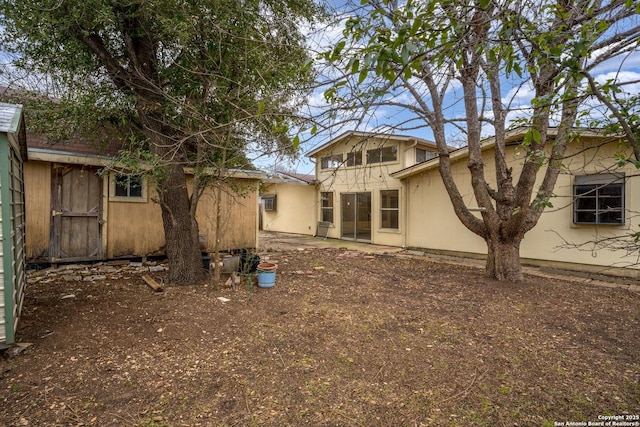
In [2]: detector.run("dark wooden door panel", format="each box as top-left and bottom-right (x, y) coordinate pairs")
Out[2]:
(51, 166), (103, 262)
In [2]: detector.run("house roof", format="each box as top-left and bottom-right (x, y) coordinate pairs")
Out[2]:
(390, 127), (623, 180)
(264, 170), (315, 184)
(1, 85), (124, 158)
(0, 86), (266, 179)
(27, 136), (124, 157)
(306, 130), (438, 158)
(27, 145), (119, 167)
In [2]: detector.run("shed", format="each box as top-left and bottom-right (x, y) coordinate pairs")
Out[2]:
(0, 102), (27, 345)
(24, 143), (266, 263)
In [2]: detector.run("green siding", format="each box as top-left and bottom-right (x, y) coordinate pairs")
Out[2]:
(0, 133), (9, 343)
(0, 105), (27, 345)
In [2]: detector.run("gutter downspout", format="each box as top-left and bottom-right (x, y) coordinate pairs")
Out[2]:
(402, 177), (409, 249)
(404, 139), (418, 151)
(402, 140), (417, 249)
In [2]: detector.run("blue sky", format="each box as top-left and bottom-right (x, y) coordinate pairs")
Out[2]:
(256, 0), (640, 175)
(2, 3), (639, 177)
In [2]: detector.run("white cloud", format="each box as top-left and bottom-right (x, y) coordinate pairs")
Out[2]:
(502, 81), (535, 109)
(592, 70), (640, 94)
(590, 45), (640, 75)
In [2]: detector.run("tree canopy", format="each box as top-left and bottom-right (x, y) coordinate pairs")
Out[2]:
(1, 0), (323, 283)
(323, 0), (640, 280)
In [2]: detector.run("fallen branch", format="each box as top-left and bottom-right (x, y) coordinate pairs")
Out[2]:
(142, 275), (164, 292)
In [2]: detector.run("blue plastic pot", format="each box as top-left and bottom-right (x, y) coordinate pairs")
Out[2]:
(257, 262), (277, 288)
(257, 270), (276, 288)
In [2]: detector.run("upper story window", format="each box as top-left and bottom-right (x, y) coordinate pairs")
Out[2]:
(416, 147), (437, 163)
(366, 145), (397, 164)
(320, 154), (343, 169)
(346, 151), (362, 167)
(110, 173), (146, 202)
(573, 173), (624, 225)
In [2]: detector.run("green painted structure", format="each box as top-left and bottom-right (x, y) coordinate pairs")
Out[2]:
(0, 102), (27, 345)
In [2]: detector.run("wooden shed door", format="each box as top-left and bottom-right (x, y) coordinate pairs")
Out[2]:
(50, 165), (103, 262)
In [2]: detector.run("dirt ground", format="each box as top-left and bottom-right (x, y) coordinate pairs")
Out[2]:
(1, 243), (639, 427)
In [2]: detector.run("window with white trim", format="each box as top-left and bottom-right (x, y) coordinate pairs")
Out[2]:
(110, 173), (146, 202)
(321, 192), (334, 223)
(573, 173), (624, 225)
(416, 147), (437, 163)
(346, 151), (362, 167)
(320, 154), (343, 169)
(366, 145), (397, 164)
(380, 189), (399, 229)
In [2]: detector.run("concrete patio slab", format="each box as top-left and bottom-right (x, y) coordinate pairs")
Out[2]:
(259, 231), (404, 255)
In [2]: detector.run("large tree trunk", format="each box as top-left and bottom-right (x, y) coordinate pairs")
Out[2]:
(156, 162), (206, 285)
(485, 232), (523, 281)
(58, 2), (208, 285)
(140, 108), (206, 285)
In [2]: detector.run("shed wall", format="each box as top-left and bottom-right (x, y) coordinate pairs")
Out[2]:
(106, 180), (163, 258)
(106, 178), (260, 257)
(24, 161), (51, 260)
(25, 158), (260, 261)
(196, 180), (260, 251)
(0, 136), (5, 342)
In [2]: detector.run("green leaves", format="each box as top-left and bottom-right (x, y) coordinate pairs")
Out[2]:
(0, 0), (324, 178)
(523, 128), (542, 146)
(532, 197), (554, 210)
(358, 68), (369, 84)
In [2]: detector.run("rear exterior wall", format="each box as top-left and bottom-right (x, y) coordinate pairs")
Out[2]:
(404, 138), (639, 275)
(261, 183), (316, 236)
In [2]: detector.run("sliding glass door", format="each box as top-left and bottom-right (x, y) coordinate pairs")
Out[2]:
(341, 192), (371, 241)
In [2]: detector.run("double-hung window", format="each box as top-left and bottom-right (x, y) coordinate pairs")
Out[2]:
(320, 154), (343, 169)
(321, 192), (334, 223)
(416, 147), (437, 163)
(263, 194), (277, 211)
(346, 151), (362, 167)
(573, 174), (624, 225)
(380, 190), (399, 229)
(366, 145), (397, 164)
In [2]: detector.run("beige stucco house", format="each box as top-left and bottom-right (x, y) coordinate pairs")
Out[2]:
(392, 128), (638, 277)
(309, 131), (443, 246)
(261, 171), (316, 235)
(263, 129), (640, 278)
(262, 131), (443, 244)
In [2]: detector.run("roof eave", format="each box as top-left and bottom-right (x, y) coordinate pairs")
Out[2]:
(306, 130), (439, 158)
(391, 127), (621, 180)
(28, 147), (266, 180)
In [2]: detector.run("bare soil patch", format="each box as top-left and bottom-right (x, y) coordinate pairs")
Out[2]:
(1, 248), (639, 426)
